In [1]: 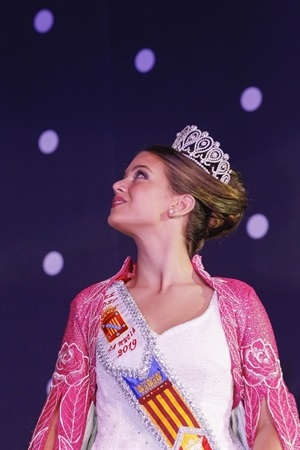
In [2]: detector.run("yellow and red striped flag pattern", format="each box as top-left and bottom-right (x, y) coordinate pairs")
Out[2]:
(139, 379), (212, 450)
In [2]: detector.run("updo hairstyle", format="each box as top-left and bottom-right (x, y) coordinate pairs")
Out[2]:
(146, 146), (248, 256)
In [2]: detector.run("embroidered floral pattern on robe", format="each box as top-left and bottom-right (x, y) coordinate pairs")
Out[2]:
(29, 256), (300, 450)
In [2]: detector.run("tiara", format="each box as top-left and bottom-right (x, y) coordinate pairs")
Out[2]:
(172, 125), (231, 184)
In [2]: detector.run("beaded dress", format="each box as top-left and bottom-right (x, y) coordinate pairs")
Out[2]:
(92, 283), (243, 449)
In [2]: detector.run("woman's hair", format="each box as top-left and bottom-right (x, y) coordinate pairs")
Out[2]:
(146, 145), (248, 256)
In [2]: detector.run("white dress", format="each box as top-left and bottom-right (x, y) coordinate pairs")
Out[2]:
(92, 282), (243, 450)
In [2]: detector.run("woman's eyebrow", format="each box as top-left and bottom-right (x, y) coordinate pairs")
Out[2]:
(124, 164), (153, 176)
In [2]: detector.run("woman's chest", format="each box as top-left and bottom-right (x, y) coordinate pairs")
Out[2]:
(125, 283), (214, 335)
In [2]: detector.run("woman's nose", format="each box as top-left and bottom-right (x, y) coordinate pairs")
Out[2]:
(113, 178), (127, 193)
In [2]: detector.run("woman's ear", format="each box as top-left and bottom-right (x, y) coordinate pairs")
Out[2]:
(170, 195), (195, 217)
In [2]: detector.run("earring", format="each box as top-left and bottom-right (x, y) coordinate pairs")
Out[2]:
(169, 209), (174, 215)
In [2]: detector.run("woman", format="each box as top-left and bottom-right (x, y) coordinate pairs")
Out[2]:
(29, 125), (299, 450)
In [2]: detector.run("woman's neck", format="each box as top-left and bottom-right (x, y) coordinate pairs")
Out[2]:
(131, 237), (197, 292)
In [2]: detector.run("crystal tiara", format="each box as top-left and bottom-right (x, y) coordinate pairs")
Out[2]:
(172, 125), (231, 184)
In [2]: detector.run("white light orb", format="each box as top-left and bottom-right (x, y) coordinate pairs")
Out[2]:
(46, 378), (52, 395)
(33, 9), (54, 34)
(240, 87), (263, 112)
(134, 48), (156, 73)
(38, 130), (59, 154)
(43, 251), (64, 276)
(246, 214), (269, 239)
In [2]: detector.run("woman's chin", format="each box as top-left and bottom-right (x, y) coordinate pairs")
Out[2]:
(108, 215), (125, 232)
(107, 214), (119, 229)
(108, 218), (136, 238)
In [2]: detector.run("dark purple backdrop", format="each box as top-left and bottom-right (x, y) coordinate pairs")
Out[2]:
(1, 1), (299, 448)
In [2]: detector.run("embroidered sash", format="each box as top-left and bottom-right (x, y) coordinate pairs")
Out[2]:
(96, 281), (220, 450)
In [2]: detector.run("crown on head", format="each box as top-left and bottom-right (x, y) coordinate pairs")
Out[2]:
(172, 125), (231, 184)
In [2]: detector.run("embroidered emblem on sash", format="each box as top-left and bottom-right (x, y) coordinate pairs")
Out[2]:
(101, 305), (128, 342)
(97, 282), (220, 450)
(123, 357), (212, 450)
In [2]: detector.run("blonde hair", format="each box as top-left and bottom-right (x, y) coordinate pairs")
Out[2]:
(146, 146), (247, 256)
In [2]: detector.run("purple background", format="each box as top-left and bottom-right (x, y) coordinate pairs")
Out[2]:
(1, 1), (299, 448)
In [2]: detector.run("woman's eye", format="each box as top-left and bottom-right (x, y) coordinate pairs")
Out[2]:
(134, 170), (147, 179)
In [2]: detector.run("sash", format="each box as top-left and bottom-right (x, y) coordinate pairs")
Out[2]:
(96, 281), (220, 450)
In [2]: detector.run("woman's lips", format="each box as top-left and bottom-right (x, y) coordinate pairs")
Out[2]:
(111, 196), (127, 208)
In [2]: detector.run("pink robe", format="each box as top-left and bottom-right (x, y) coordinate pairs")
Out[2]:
(29, 256), (300, 450)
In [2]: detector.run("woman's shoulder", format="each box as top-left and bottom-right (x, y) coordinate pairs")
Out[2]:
(193, 255), (256, 297)
(74, 279), (111, 301)
(215, 276), (254, 293)
(212, 275), (262, 310)
(67, 280), (111, 323)
(70, 257), (136, 311)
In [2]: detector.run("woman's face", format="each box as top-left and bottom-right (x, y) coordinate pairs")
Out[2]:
(108, 151), (176, 237)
